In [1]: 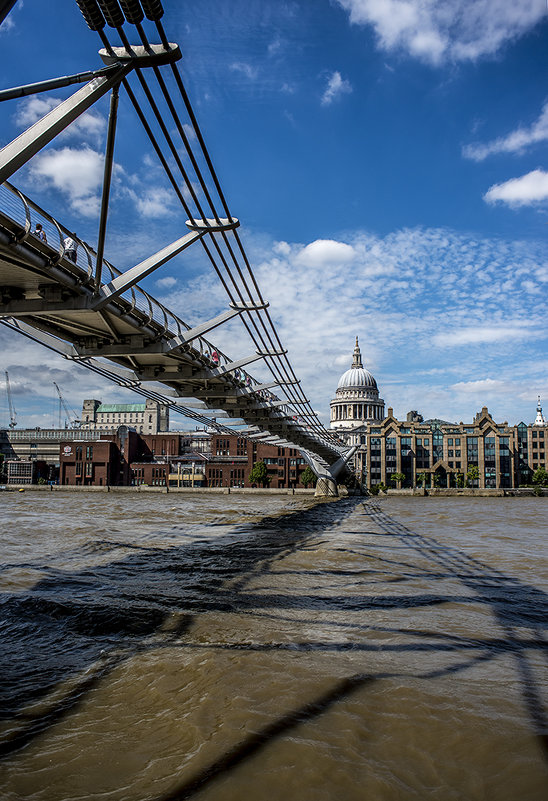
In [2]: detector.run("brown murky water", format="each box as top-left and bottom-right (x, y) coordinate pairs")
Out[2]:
(0, 492), (547, 800)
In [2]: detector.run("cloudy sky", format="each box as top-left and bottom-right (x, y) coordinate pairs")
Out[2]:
(0, 0), (547, 429)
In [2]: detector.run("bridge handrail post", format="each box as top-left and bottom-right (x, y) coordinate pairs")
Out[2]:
(47, 215), (68, 267)
(6, 184), (32, 244)
(156, 301), (170, 336)
(80, 240), (95, 282)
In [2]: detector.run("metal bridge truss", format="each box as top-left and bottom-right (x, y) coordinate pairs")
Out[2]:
(0, 0), (355, 482)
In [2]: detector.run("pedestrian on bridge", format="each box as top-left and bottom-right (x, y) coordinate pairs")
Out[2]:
(34, 223), (47, 244)
(211, 349), (219, 366)
(63, 235), (77, 263)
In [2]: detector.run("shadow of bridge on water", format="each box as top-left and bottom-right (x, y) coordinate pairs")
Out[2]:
(0, 496), (546, 799)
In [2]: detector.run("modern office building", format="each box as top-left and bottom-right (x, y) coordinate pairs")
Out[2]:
(330, 339), (547, 489)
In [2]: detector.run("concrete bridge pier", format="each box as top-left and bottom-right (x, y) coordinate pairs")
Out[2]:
(302, 446), (357, 498)
(315, 477), (339, 497)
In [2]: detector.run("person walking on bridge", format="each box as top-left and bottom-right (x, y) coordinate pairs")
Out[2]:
(34, 223), (47, 243)
(63, 235), (77, 263)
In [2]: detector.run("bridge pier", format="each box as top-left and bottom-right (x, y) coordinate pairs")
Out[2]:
(314, 477), (339, 497)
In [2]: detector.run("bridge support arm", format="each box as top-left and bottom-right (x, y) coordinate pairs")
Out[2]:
(164, 301), (268, 351)
(93, 229), (205, 308)
(301, 445), (358, 497)
(0, 64), (132, 184)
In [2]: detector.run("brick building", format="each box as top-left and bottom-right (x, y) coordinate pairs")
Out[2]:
(57, 427), (310, 489)
(206, 435), (308, 489)
(59, 427), (174, 486)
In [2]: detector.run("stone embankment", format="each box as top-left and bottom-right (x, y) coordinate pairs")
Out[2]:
(381, 487), (547, 497)
(0, 484), (321, 496)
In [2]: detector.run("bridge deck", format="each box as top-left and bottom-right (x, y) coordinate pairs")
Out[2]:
(0, 184), (344, 465)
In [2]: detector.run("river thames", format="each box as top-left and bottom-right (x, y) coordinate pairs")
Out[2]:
(1, 492), (547, 800)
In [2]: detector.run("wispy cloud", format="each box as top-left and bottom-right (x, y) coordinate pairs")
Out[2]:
(463, 102), (548, 161)
(229, 62), (259, 80)
(14, 95), (105, 145)
(484, 169), (548, 206)
(133, 187), (178, 219)
(321, 71), (352, 105)
(162, 225), (548, 424)
(4, 224), (547, 426)
(336, 0), (547, 65)
(433, 325), (534, 347)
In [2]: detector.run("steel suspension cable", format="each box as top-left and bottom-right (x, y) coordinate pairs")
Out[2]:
(76, 2), (342, 448)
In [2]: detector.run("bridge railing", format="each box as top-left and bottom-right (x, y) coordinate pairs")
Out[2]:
(0, 180), (261, 388)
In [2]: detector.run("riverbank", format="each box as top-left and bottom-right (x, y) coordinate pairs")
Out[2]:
(379, 487), (548, 497)
(0, 484), (321, 496)
(2, 484), (546, 497)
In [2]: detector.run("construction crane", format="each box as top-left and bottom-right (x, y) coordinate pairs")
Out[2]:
(5, 371), (16, 428)
(53, 382), (80, 429)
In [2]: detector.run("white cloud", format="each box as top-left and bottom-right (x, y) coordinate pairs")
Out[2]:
(321, 71), (352, 106)
(161, 224), (548, 425)
(296, 239), (356, 267)
(29, 146), (104, 217)
(450, 378), (509, 395)
(484, 169), (548, 206)
(463, 102), (548, 161)
(434, 325), (534, 347)
(4, 224), (548, 427)
(0, 13), (15, 34)
(134, 187), (177, 218)
(336, 0), (547, 65)
(14, 95), (105, 143)
(230, 62), (259, 80)
(156, 276), (178, 289)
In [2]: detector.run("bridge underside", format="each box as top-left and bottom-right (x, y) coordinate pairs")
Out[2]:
(0, 199), (348, 471)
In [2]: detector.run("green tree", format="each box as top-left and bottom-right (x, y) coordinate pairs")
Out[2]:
(416, 472), (427, 488)
(390, 471), (406, 488)
(455, 472), (465, 488)
(531, 466), (548, 487)
(466, 465), (480, 487)
(249, 461), (269, 487)
(300, 465), (317, 488)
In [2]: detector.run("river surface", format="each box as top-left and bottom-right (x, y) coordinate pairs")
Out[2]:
(0, 492), (547, 801)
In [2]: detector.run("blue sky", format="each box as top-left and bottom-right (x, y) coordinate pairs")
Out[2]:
(0, 0), (547, 430)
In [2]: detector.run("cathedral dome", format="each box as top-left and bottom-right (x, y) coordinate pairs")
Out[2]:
(330, 336), (385, 430)
(337, 367), (377, 390)
(336, 338), (377, 390)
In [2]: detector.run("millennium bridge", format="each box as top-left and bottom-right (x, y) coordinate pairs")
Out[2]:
(0, 0), (356, 494)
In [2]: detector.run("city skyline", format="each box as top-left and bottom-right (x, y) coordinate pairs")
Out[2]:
(0, 0), (547, 429)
